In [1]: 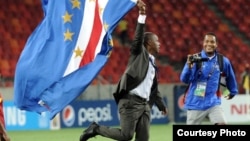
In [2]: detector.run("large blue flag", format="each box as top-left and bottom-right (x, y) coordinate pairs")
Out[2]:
(14, 0), (137, 119)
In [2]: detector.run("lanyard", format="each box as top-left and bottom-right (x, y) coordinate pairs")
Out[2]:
(197, 61), (217, 81)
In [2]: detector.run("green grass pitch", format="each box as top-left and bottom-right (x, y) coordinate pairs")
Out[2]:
(8, 124), (172, 141)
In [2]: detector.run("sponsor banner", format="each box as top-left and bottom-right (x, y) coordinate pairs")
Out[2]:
(4, 101), (50, 130)
(60, 100), (117, 128)
(221, 95), (250, 123)
(173, 85), (187, 122)
(60, 99), (169, 128)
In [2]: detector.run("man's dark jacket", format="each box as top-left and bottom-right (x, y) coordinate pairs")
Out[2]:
(113, 22), (166, 111)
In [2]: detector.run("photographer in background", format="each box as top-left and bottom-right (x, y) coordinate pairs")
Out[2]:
(180, 32), (238, 125)
(240, 64), (250, 94)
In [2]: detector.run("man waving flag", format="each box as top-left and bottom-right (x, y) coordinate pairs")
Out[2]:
(14, 0), (137, 119)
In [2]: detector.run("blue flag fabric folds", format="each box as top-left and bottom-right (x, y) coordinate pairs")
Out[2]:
(14, 0), (137, 119)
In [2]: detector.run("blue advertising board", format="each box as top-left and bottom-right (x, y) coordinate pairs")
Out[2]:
(173, 85), (187, 122)
(4, 101), (50, 130)
(60, 99), (169, 128)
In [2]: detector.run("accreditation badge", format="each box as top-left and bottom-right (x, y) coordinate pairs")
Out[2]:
(194, 82), (207, 97)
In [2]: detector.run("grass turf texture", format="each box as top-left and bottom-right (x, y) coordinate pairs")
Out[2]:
(8, 124), (172, 141)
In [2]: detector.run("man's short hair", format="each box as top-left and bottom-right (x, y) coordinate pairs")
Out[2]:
(204, 32), (217, 42)
(143, 32), (154, 46)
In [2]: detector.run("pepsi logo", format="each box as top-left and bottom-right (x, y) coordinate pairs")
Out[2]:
(62, 105), (75, 127)
(178, 94), (185, 110)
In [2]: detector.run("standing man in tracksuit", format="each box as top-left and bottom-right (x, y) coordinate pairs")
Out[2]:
(180, 32), (238, 125)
